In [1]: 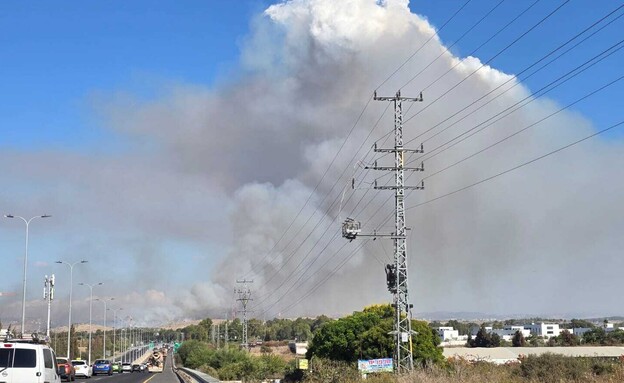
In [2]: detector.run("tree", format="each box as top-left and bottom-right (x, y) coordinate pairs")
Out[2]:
(558, 330), (579, 346)
(569, 319), (595, 329)
(306, 304), (443, 366)
(469, 326), (499, 348)
(512, 330), (526, 347)
(411, 320), (445, 367)
(583, 328), (606, 345)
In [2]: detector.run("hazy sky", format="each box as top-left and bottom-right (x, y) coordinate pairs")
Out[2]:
(1, 0), (623, 329)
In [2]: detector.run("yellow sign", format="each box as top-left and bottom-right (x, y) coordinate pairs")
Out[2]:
(297, 359), (308, 370)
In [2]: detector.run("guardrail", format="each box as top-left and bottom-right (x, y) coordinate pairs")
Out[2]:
(176, 366), (221, 383)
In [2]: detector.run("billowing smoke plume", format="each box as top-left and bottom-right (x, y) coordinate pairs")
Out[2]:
(1, 0), (623, 328)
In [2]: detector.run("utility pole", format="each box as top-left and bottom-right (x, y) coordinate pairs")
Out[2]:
(224, 312), (229, 348)
(342, 90), (424, 373)
(236, 279), (253, 350)
(44, 274), (55, 337)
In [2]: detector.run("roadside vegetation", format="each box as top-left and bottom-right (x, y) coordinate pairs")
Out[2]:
(173, 307), (624, 382)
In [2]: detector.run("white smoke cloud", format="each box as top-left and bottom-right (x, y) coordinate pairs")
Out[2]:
(1, 0), (623, 328)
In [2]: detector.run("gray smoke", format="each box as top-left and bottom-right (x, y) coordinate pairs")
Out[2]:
(1, 0), (623, 328)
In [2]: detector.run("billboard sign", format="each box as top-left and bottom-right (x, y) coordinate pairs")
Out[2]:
(358, 358), (393, 373)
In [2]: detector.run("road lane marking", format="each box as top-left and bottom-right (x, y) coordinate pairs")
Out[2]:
(142, 374), (157, 383)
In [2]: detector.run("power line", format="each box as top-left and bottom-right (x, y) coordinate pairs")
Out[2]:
(406, 119), (624, 212)
(400, 0), (507, 89)
(351, 8), (624, 229)
(272, 240), (370, 316)
(407, 38), (624, 168)
(403, 0), (569, 125)
(422, 71), (624, 182)
(402, 3), (624, 147)
(241, 95), (374, 278)
(375, 0), (473, 91)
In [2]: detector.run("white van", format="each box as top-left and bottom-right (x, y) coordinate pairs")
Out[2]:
(0, 339), (60, 383)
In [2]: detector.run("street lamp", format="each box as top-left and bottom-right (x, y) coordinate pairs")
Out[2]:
(96, 297), (114, 358)
(79, 282), (102, 365)
(108, 307), (123, 363)
(56, 260), (87, 358)
(4, 214), (51, 334)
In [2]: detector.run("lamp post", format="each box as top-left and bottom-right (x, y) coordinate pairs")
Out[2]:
(56, 260), (87, 358)
(108, 307), (123, 363)
(96, 297), (114, 358)
(79, 282), (102, 365)
(4, 214), (51, 334)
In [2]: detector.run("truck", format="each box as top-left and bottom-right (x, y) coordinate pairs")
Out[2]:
(146, 348), (167, 373)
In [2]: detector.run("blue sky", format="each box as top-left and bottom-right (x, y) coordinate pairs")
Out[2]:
(2, 0), (622, 152)
(1, 0), (623, 323)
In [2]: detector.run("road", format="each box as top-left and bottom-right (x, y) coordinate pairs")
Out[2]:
(84, 354), (179, 383)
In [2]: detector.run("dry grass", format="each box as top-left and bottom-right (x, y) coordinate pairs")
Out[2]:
(300, 355), (624, 383)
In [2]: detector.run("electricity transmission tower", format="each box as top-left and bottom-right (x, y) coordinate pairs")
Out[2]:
(236, 279), (253, 350)
(342, 90), (424, 373)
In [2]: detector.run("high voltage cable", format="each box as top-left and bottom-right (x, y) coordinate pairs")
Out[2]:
(406, 38), (624, 167)
(248, 0), (555, 293)
(354, 0), (570, 225)
(400, 0), (507, 89)
(403, 4), (624, 148)
(253, 235), (349, 313)
(363, 61), (622, 236)
(375, 0), (473, 91)
(253, 102), (392, 294)
(240, 96), (374, 279)
(247, 1), (584, 314)
(266, 240), (370, 316)
(404, 0), (542, 92)
(354, 5), (624, 226)
(403, 0), (569, 125)
(260, 4), (620, 315)
(248, 0), (488, 282)
(420, 72), (624, 183)
(406, 120), (624, 212)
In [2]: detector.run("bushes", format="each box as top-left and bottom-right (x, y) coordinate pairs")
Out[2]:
(177, 343), (288, 381)
(517, 353), (620, 382)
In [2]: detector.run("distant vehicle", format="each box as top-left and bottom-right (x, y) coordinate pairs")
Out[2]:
(140, 363), (147, 372)
(56, 358), (76, 381)
(0, 334), (60, 383)
(122, 362), (132, 372)
(131, 363), (141, 372)
(71, 360), (92, 378)
(92, 359), (113, 375)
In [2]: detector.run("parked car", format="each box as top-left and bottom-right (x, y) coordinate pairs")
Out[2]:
(71, 360), (92, 378)
(92, 359), (113, 375)
(0, 336), (60, 383)
(121, 362), (132, 373)
(56, 358), (76, 381)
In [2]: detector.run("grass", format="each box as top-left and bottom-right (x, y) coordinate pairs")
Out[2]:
(298, 355), (624, 383)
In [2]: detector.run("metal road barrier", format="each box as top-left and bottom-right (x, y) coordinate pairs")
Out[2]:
(176, 366), (221, 383)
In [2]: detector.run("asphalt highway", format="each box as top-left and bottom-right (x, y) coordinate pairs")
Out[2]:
(83, 355), (179, 383)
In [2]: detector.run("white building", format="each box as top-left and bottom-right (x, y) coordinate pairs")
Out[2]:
(436, 327), (460, 341)
(492, 326), (531, 341)
(524, 323), (561, 338)
(435, 327), (469, 347)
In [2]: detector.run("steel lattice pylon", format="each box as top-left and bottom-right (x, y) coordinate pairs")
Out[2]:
(373, 90), (423, 373)
(236, 279), (253, 350)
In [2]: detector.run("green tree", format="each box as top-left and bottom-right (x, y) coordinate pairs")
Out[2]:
(469, 326), (499, 348)
(512, 330), (526, 347)
(411, 320), (445, 366)
(569, 319), (595, 329)
(583, 328), (607, 345)
(306, 304), (443, 367)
